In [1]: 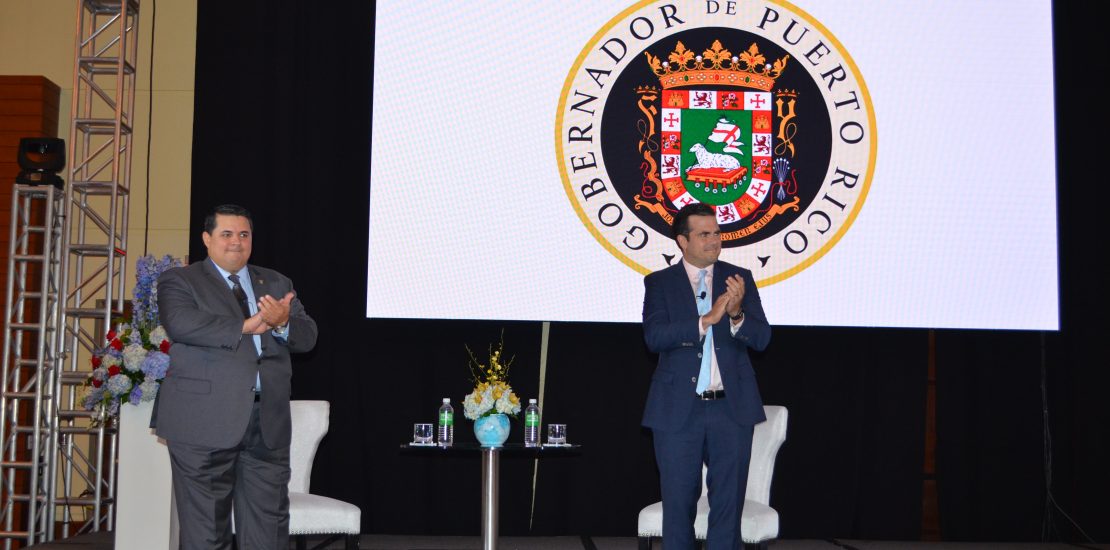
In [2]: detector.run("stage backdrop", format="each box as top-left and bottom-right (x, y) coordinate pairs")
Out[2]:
(188, 0), (1107, 543)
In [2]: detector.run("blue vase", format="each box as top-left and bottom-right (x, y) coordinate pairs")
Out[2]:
(473, 413), (510, 447)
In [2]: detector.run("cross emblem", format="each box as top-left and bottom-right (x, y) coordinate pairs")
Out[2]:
(750, 181), (768, 199)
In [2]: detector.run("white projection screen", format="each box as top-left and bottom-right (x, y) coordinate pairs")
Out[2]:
(368, 0), (1059, 330)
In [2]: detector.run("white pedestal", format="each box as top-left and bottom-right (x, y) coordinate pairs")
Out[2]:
(114, 400), (178, 550)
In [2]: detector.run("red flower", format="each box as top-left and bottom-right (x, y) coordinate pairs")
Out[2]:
(160, 340), (171, 353)
(91, 355), (102, 367)
(107, 365), (120, 377)
(92, 378), (103, 388)
(110, 339), (123, 351)
(106, 329), (116, 341)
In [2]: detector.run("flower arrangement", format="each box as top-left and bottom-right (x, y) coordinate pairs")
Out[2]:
(83, 254), (181, 419)
(462, 334), (522, 420)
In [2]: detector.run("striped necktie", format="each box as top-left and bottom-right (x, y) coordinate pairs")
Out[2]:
(228, 274), (252, 319)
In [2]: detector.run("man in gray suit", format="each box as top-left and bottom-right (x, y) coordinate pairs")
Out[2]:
(155, 204), (318, 549)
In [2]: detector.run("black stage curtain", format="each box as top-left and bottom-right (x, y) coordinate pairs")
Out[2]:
(188, 1), (1108, 541)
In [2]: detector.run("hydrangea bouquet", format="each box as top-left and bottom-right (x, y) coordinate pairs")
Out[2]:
(462, 334), (522, 420)
(83, 254), (181, 419)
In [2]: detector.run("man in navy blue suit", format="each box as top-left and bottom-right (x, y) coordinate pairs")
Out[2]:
(642, 202), (772, 549)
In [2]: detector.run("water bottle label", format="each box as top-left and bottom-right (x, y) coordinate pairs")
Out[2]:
(440, 411), (453, 426)
(526, 412), (539, 427)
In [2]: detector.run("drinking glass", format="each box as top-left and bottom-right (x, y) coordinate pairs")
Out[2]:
(547, 423), (567, 445)
(413, 423), (433, 445)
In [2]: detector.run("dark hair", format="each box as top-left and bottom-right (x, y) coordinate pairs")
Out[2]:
(671, 203), (716, 240)
(203, 204), (253, 233)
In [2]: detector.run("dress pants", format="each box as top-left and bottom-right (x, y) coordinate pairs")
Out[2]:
(653, 398), (754, 550)
(168, 402), (291, 550)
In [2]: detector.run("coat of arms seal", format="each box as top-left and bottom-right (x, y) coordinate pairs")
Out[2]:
(556, 0), (876, 285)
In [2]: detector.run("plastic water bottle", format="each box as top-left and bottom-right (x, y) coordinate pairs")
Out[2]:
(437, 398), (454, 446)
(524, 399), (540, 447)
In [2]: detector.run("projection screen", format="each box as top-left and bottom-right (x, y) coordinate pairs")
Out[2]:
(368, 0), (1058, 330)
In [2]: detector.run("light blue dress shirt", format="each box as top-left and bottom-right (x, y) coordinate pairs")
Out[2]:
(210, 260), (289, 391)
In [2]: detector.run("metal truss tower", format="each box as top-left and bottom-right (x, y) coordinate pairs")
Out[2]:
(52, 0), (140, 541)
(0, 187), (66, 547)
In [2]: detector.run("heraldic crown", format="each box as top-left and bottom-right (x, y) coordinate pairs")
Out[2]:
(645, 40), (790, 92)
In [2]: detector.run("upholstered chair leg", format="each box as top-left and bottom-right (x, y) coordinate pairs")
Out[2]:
(637, 536), (652, 550)
(345, 534), (360, 549)
(294, 534), (307, 550)
(743, 542), (769, 550)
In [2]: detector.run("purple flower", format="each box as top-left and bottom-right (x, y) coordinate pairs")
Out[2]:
(106, 373), (132, 396)
(141, 351), (171, 380)
(83, 386), (106, 410)
(138, 379), (159, 402)
(132, 255), (181, 332)
(130, 384), (143, 403)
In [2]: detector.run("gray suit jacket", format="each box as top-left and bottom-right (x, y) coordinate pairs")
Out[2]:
(154, 258), (317, 449)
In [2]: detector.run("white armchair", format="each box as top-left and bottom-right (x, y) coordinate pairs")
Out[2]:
(289, 400), (362, 550)
(637, 405), (788, 550)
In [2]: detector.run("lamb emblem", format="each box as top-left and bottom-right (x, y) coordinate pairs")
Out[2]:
(687, 143), (741, 172)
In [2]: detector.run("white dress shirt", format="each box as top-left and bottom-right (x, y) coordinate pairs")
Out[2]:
(681, 259), (744, 393)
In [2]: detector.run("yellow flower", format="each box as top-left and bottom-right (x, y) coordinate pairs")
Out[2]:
(464, 332), (522, 419)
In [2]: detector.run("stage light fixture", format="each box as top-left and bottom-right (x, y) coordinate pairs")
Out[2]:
(16, 137), (66, 189)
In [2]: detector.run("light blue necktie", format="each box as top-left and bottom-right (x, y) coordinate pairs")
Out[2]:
(695, 269), (713, 394)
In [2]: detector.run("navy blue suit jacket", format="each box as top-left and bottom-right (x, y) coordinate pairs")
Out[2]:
(642, 260), (771, 432)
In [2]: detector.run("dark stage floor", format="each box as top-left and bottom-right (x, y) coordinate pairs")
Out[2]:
(24, 531), (1109, 550)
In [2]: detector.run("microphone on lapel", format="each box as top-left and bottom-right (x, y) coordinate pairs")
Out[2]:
(697, 291), (706, 300)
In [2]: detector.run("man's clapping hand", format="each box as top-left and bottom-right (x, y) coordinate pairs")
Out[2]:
(258, 292), (295, 328)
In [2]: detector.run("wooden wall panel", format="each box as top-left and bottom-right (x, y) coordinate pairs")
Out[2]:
(0, 76), (61, 283)
(0, 75), (60, 545)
